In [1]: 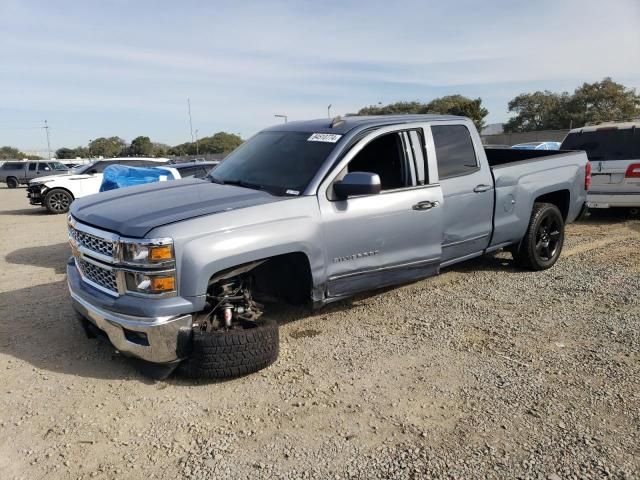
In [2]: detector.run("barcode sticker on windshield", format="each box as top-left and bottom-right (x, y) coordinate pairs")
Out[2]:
(308, 133), (342, 143)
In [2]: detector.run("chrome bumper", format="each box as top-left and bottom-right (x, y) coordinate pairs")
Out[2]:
(70, 285), (192, 364)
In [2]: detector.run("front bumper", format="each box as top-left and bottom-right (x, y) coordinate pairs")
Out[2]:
(27, 184), (45, 205)
(68, 267), (193, 364)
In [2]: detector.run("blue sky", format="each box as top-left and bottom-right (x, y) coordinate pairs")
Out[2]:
(1, 0), (639, 156)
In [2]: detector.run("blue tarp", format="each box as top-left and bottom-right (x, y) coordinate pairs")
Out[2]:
(99, 165), (175, 192)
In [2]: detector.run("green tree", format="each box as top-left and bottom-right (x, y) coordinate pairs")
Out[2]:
(426, 95), (489, 131)
(200, 132), (243, 154)
(505, 78), (640, 132)
(151, 142), (170, 157)
(568, 77), (640, 126)
(358, 101), (428, 116)
(128, 136), (153, 156)
(0, 146), (40, 159)
(168, 132), (243, 156)
(55, 146), (88, 159)
(357, 96), (489, 130)
(89, 137), (127, 157)
(0, 146), (24, 159)
(504, 91), (571, 132)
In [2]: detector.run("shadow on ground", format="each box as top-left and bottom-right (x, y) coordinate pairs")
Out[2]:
(5, 242), (69, 274)
(0, 280), (159, 381)
(578, 208), (640, 225)
(0, 207), (50, 216)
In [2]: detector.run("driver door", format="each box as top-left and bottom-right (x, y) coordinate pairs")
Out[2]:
(318, 126), (443, 299)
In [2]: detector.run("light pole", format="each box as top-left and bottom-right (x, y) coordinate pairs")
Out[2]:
(274, 114), (287, 123)
(44, 120), (51, 160)
(327, 104), (332, 118)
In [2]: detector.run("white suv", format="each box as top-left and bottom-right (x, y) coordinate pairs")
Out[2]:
(561, 121), (640, 211)
(27, 157), (168, 213)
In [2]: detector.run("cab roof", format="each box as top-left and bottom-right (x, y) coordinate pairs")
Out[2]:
(263, 114), (467, 135)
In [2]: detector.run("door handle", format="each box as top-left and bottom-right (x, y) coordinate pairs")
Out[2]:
(412, 200), (439, 211)
(473, 184), (492, 193)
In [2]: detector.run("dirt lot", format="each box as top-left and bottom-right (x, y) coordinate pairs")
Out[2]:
(0, 187), (638, 480)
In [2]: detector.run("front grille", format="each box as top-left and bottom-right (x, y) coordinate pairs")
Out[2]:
(69, 226), (115, 258)
(76, 258), (118, 294)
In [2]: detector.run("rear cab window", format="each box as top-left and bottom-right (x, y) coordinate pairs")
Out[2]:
(431, 125), (478, 178)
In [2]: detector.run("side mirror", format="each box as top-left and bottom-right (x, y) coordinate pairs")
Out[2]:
(333, 171), (381, 200)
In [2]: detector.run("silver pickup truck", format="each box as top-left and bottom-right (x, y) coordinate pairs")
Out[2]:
(67, 115), (589, 379)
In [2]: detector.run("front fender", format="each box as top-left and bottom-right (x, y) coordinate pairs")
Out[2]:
(148, 197), (325, 299)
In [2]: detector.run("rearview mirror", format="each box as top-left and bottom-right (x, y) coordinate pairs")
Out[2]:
(333, 171), (381, 200)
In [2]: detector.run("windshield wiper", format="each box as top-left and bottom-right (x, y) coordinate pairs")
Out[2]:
(210, 177), (268, 192)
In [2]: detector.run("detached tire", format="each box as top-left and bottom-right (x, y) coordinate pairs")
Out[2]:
(178, 319), (279, 379)
(513, 202), (565, 271)
(44, 188), (73, 214)
(6, 177), (18, 189)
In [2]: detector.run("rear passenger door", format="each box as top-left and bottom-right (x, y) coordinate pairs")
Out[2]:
(428, 123), (493, 265)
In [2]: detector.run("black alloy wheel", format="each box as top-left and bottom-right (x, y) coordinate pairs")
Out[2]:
(535, 214), (562, 261)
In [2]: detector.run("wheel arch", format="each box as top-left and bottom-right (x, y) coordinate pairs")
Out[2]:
(6, 176), (19, 187)
(44, 186), (76, 200)
(534, 189), (570, 221)
(204, 251), (315, 305)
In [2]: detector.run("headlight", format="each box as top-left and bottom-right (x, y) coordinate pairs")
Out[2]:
(124, 271), (176, 295)
(121, 240), (174, 265)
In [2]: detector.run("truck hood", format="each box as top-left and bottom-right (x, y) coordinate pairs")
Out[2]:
(70, 179), (282, 237)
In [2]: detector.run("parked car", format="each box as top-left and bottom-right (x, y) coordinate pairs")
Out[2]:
(67, 115), (588, 379)
(99, 161), (219, 192)
(512, 141), (562, 150)
(27, 157), (168, 214)
(561, 121), (640, 210)
(0, 160), (68, 188)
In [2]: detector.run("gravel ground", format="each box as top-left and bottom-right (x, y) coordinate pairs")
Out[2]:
(0, 187), (638, 480)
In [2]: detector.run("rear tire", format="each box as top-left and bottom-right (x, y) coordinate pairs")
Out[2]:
(513, 202), (565, 271)
(44, 189), (73, 214)
(6, 177), (18, 189)
(178, 319), (279, 379)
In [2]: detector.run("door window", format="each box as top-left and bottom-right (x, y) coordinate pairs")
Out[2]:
(28, 162), (37, 171)
(2, 162), (24, 170)
(345, 132), (412, 191)
(432, 125), (478, 178)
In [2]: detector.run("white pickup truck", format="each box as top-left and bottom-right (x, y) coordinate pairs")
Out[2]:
(27, 157), (168, 213)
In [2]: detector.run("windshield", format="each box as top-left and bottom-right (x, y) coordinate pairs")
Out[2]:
(73, 161), (98, 174)
(209, 131), (339, 195)
(50, 161), (68, 170)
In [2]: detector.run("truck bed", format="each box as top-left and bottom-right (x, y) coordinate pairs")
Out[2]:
(484, 148), (588, 251)
(484, 148), (574, 167)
